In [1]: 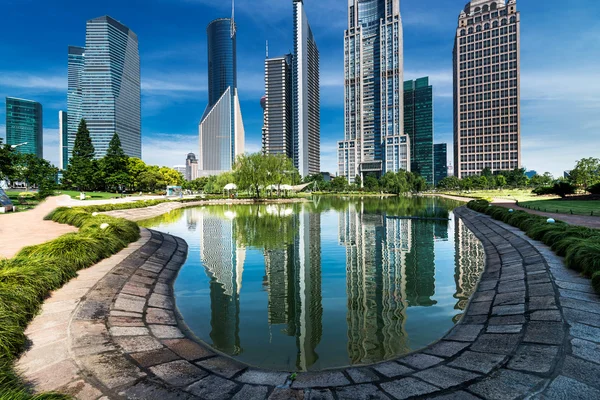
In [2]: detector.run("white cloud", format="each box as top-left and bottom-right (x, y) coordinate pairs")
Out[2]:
(0, 73), (66, 91)
(142, 75), (207, 93)
(43, 128), (60, 167)
(142, 133), (199, 167)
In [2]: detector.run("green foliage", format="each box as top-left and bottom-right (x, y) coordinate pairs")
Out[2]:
(592, 272), (600, 294)
(63, 119), (96, 191)
(14, 154), (58, 198)
(569, 157), (600, 191)
(234, 153), (270, 198)
(467, 200), (600, 294)
(589, 183), (600, 195)
(0, 207), (139, 399)
(0, 138), (18, 182)
(551, 182), (576, 198)
(101, 133), (130, 191)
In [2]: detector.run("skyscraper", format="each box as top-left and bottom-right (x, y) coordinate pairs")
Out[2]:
(293, 0), (320, 177)
(68, 16), (141, 161)
(263, 54), (293, 159)
(199, 18), (245, 176)
(59, 111), (68, 169)
(185, 153), (199, 181)
(404, 77), (434, 185)
(453, 0), (521, 178)
(339, 0), (406, 184)
(434, 143), (448, 186)
(5, 97), (43, 158)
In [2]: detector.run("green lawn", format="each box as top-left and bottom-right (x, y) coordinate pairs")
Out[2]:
(440, 189), (554, 202)
(4, 191), (41, 213)
(58, 190), (124, 200)
(520, 199), (600, 216)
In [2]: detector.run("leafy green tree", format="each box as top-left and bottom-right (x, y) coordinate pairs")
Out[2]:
(354, 175), (362, 189)
(15, 154), (58, 195)
(183, 177), (209, 192)
(127, 157), (148, 191)
(266, 154), (295, 194)
(570, 157), (600, 192)
(102, 133), (129, 191)
(437, 176), (460, 190)
(363, 173), (380, 192)
(234, 153), (269, 198)
(0, 138), (18, 182)
(552, 182), (576, 198)
(529, 172), (554, 188)
(381, 171), (409, 194)
(138, 169), (164, 192)
(63, 119), (97, 191)
(331, 176), (348, 192)
(496, 175), (507, 189)
(159, 166), (184, 187)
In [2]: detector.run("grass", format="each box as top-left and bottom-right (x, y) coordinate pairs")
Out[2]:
(3, 191), (41, 213)
(57, 190), (125, 200)
(440, 189), (556, 203)
(519, 199), (600, 216)
(0, 208), (140, 399)
(468, 200), (600, 295)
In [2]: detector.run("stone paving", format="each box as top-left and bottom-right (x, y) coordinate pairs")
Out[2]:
(17, 206), (600, 399)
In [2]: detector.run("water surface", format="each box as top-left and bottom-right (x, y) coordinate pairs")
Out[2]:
(142, 197), (484, 371)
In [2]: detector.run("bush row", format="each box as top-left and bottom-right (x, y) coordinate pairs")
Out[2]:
(468, 200), (600, 294)
(0, 208), (141, 399)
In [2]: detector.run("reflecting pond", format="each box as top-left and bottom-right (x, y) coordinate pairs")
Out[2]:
(141, 197), (485, 371)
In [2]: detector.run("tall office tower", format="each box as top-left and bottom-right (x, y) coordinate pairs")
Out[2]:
(199, 18), (245, 177)
(293, 0), (320, 177)
(339, 0), (405, 184)
(404, 77), (434, 185)
(453, 0), (521, 178)
(67, 46), (84, 161)
(5, 97), (43, 158)
(59, 111), (68, 169)
(263, 54), (294, 159)
(185, 153), (199, 181)
(434, 143), (448, 186)
(67, 17), (141, 161)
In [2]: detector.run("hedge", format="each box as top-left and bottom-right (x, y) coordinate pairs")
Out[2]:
(0, 208), (141, 399)
(468, 200), (600, 294)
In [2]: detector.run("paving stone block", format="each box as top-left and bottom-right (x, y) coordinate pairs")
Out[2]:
(398, 353), (444, 369)
(146, 307), (177, 325)
(528, 296), (557, 311)
(571, 338), (600, 364)
(110, 326), (149, 336)
(57, 379), (104, 400)
(291, 371), (350, 388)
(467, 301), (492, 316)
(186, 375), (239, 399)
(129, 348), (180, 367)
(524, 322), (564, 345)
(346, 367), (380, 384)
(232, 385), (270, 400)
(414, 365), (480, 389)
(489, 315), (525, 325)
(268, 388), (304, 400)
(149, 293), (175, 309)
(149, 324), (185, 339)
(508, 345), (559, 374)
(528, 283), (555, 297)
(460, 315), (488, 324)
(114, 294), (146, 313)
(26, 359), (80, 392)
(372, 361), (413, 378)
(336, 384), (391, 400)
(542, 376), (600, 400)
(467, 369), (543, 400)
(449, 351), (506, 374)
(423, 340), (470, 358)
(74, 300), (110, 321)
(560, 297), (600, 315)
(487, 324), (522, 333)
(558, 356), (600, 390)
(428, 391), (480, 399)
(470, 334), (520, 355)
(530, 310), (562, 321)
(493, 291), (526, 306)
(380, 377), (440, 400)
(163, 338), (214, 360)
(497, 281), (526, 294)
(119, 381), (195, 399)
(570, 322), (600, 343)
(304, 389), (335, 400)
(121, 283), (151, 297)
(150, 360), (207, 387)
(79, 352), (146, 389)
(236, 369), (289, 385)
(114, 336), (164, 353)
(108, 316), (145, 327)
(491, 304), (525, 316)
(444, 324), (484, 342)
(559, 288), (600, 303)
(471, 290), (496, 303)
(196, 356), (246, 379)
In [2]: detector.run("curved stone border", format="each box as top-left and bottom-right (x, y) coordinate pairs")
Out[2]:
(18, 207), (600, 399)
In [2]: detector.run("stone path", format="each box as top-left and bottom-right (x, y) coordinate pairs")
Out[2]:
(0, 195), (78, 259)
(493, 201), (600, 229)
(17, 207), (600, 399)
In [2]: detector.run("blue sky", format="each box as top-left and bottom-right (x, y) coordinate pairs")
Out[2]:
(0, 0), (598, 177)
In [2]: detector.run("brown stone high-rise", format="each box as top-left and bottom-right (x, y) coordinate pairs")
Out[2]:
(453, 0), (521, 178)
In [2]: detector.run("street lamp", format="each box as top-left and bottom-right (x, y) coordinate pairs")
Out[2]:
(10, 142), (28, 149)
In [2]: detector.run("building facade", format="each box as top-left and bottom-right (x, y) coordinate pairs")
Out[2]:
(199, 18), (245, 177)
(59, 111), (68, 169)
(185, 153), (199, 181)
(339, 0), (405, 184)
(453, 0), (521, 178)
(404, 77), (434, 185)
(67, 16), (141, 161)
(433, 143), (448, 186)
(293, 0), (320, 177)
(5, 97), (43, 158)
(263, 54), (294, 159)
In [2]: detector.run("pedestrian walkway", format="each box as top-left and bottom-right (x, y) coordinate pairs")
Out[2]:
(494, 201), (600, 229)
(16, 206), (600, 399)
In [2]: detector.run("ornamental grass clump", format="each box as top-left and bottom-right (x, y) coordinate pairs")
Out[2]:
(467, 200), (600, 294)
(0, 208), (140, 399)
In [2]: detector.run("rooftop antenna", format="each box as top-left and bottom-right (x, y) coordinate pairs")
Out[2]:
(231, 0), (236, 38)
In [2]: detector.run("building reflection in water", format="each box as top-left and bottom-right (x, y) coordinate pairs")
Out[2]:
(453, 217), (485, 322)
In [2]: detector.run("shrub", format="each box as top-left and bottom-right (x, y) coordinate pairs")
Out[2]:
(589, 183), (600, 195)
(565, 241), (600, 276)
(552, 182), (576, 198)
(593, 272), (600, 294)
(533, 186), (555, 196)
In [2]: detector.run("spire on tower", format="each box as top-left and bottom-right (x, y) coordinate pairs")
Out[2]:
(231, 0), (236, 38)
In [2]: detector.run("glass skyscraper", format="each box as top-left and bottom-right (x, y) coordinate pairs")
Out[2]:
(293, 0), (320, 177)
(263, 54), (293, 159)
(453, 0), (521, 178)
(404, 77), (434, 185)
(199, 18), (245, 176)
(339, 0), (407, 184)
(434, 143), (448, 186)
(5, 97), (43, 158)
(67, 16), (141, 161)
(59, 111), (68, 169)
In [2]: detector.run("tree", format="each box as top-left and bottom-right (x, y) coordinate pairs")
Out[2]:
(234, 153), (269, 198)
(127, 157), (148, 191)
(265, 154), (295, 194)
(159, 166), (185, 187)
(354, 175), (362, 189)
(381, 171), (409, 194)
(570, 157), (600, 192)
(0, 138), (17, 182)
(496, 175), (507, 189)
(552, 182), (576, 199)
(138, 169), (164, 192)
(331, 176), (348, 192)
(437, 176), (460, 190)
(363, 173), (380, 192)
(63, 119), (97, 191)
(529, 172), (553, 188)
(15, 154), (58, 195)
(102, 133), (130, 191)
